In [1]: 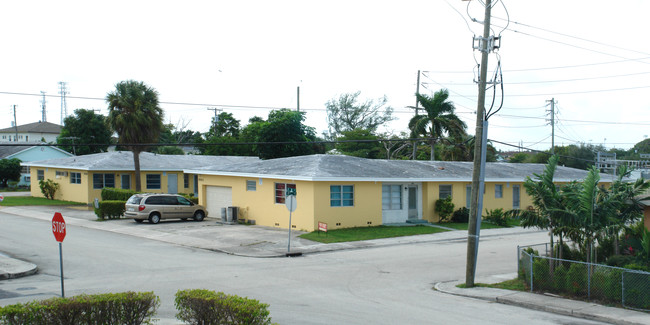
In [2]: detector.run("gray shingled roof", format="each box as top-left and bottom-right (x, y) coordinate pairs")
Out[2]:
(0, 146), (32, 159)
(186, 154), (593, 182)
(22, 151), (259, 171)
(0, 121), (62, 134)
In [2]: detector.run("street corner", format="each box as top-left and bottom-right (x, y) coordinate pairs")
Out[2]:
(0, 255), (38, 280)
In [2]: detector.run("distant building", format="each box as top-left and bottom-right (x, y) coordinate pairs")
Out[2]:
(0, 121), (62, 143)
(0, 145), (73, 186)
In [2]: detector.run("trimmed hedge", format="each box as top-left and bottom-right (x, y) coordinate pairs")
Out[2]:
(175, 289), (272, 325)
(0, 291), (159, 325)
(95, 200), (127, 220)
(101, 188), (139, 201)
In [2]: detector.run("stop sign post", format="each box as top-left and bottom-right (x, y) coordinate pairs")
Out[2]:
(52, 212), (66, 297)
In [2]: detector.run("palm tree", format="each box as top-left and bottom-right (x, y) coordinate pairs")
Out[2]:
(106, 80), (164, 192)
(408, 89), (466, 161)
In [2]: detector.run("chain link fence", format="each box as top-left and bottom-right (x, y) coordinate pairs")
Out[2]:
(518, 245), (650, 311)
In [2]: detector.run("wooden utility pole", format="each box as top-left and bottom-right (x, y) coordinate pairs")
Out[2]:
(466, 0), (492, 288)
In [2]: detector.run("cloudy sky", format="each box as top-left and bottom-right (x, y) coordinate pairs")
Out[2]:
(1, 0), (648, 152)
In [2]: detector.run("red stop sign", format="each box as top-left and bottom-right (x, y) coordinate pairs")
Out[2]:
(52, 212), (66, 242)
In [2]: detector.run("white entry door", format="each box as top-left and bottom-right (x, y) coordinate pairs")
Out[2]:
(167, 174), (178, 194)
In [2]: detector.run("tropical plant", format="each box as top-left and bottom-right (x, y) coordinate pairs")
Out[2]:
(106, 80), (164, 191)
(434, 196), (455, 222)
(408, 89), (466, 161)
(39, 179), (59, 200)
(335, 129), (382, 159)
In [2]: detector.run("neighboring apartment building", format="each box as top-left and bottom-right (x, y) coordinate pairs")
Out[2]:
(0, 145), (74, 186)
(0, 121), (62, 143)
(185, 154), (600, 231)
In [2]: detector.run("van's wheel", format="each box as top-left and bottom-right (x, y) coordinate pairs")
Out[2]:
(134, 219), (144, 223)
(149, 213), (161, 224)
(193, 211), (205, 222)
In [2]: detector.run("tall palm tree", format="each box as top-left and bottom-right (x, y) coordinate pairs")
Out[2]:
(408, 89), (466, 161)
(106, 80), (164, 191)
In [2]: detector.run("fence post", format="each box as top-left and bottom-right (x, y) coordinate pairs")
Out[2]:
(517, 245), (520, 275)
(621, 271), (625, 307)
(530, 253), (534, 292)
(587, 262), (591, 300)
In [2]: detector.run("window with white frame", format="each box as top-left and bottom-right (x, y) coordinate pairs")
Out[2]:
(495, 184), (503, 198)
(70, 172), (81, 184)
(382, 184), (402, 210)
(184, 174), (190, 189)
(37, 169), (44, 181)
(274, 183), (296, 204)
(330, 185), (353, 207)
(513, 185), (521, 209)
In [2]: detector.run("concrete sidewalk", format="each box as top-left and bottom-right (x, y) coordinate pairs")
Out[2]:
(1, 205), (648, 324)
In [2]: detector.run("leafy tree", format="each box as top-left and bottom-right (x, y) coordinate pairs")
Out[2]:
(408, 89), (466, 161)
(325, 92), (394, 136)
(256, 109), (324, 159)
(209, 112), (241, 138)
(0, 158), (21, 187)
(509, 152), (530, 163)
(57, 109), (112, 155)
(335, 129), (382, 159)
(633, 138), (650, 154)
(106, 80), (164, 191)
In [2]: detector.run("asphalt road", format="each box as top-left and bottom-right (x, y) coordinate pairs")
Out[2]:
(0, 211), (608, 324)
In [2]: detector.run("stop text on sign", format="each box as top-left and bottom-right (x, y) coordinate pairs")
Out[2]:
(52, 221), (66, 233)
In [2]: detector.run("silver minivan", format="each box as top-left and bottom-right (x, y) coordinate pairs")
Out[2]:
(125, 194), (207, 224)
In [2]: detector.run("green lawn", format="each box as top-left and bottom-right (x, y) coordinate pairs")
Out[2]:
(300, 225), (450, 243)
(0, 196), (86, 207)
(441, 218), (520, 230)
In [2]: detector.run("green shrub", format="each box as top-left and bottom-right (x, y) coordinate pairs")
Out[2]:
(434, 197), (454, 223)
(101, 187), (138, 201)
(482, 208), (509, 227)
(566, 263), (588, 295)
(39, 179), (59, 200)
(606, 255), (636, 268)
(604, 269), (623, 302)
(532, 258), (552, 291)
(451, 207), (469, 223)
(175, 289), (272, 325)
(0, 291), (159, 325)
(179, 193), (199, 204)
(94, 200), (127, 220)
(553, 264), (568, 292)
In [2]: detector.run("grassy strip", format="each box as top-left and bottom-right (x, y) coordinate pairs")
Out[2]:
(442, 218), (520, 230)
(300, 225), (450, 243)
(0, 196), (85, 206)
(456, 278), (527, 291)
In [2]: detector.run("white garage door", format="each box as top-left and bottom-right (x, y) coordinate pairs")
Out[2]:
(205, 186), (232, 219)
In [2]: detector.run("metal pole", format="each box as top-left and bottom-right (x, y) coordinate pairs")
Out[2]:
(530, 254), (534, 292)
(466, 0), (492, 287)
(59, 242), (65, 297)
(287, 196), (293, 253)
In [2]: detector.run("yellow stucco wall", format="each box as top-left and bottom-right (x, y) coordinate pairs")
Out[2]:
(29, 168), (195, 204)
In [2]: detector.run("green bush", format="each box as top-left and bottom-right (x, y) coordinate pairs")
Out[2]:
(101, 187), (138, 201)
(532, 258), (552, 291)
(451, 207), (469, 223)
(94, 200), (127, 220)
(606, 255), (636, 268)
(553, 264), (568, 292)
(0, 291), (159, 325)
(566, 263), (588, 295)
(175, 289), (272, 325)
(434, 197), (454, 223)
(179, 193), (199, 205)
(39, 179), (59, 200)
(482, 208), (509, 227)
